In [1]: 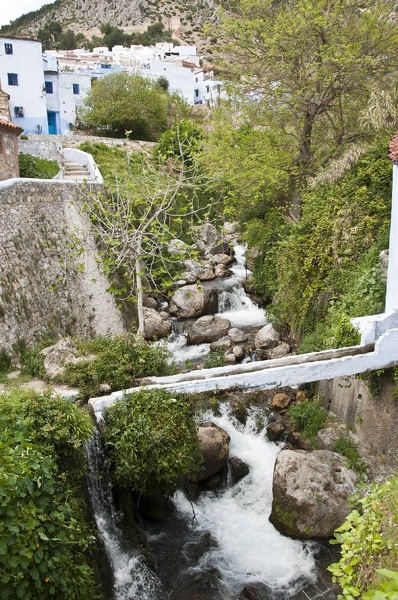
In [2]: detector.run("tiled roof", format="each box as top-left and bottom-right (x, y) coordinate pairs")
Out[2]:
(389, 132), (398, 163)
(0, 119), (24, 135)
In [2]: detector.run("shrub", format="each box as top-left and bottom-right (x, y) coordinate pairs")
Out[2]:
(103, 389), (201, 495)
(329, 474), (398, 598)
(204, 348), (225, 369)
(288, 399), (328, 444)
(18, 153), (59, 179)
(61, 334), (176, 399)
(333, 434), (367, 474)
(0, 391), (97, 599)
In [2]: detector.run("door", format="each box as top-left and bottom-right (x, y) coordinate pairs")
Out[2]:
(47, 111), (57, 134)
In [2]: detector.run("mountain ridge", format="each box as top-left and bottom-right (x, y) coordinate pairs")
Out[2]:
(0, 0), (223, 50)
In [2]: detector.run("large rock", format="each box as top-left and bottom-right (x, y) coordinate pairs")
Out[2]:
(40, 337), (93, 379)
(254, 324), (280, 350)
(169, 284), (217, 318)
(268, 342), (290, 359)
(270, 449), (357, 539)
(143, 307), (171, 341)
(229, 328), (248, 343)
(197, 423), (230, 481)
(193, 222), (231, 255)
(187, 315), (230, 344)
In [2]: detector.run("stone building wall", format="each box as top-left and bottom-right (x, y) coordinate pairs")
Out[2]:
(0, 129), (20, 180)
(0, 178), (125, 352)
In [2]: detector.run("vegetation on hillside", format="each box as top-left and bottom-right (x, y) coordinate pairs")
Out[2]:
(329, 475), (398, 599)
(18, 154), (60, 179)
(103, 388), (201, 495)
(0, 389), (97, 599)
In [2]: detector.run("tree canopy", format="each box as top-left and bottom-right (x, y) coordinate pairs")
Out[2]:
(79, 72), (187, 140)
(213, 0), (398, 202)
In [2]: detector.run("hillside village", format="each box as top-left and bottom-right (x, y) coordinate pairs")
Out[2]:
(0, 35), (225, 137)
(3, 1), (398, 599)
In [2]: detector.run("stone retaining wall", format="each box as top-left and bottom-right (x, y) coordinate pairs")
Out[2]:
(0, 178), (124, 352)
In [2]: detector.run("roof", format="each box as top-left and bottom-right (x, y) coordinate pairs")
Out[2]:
(0, 119), (24, 135)
(389, 132), (398, 163)
(0, 35), (41, 44)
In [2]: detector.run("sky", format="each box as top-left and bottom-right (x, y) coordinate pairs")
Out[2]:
(0, 1), (53, 28)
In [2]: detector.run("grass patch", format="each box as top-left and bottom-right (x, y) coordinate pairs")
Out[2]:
(288, 399), (328, 444)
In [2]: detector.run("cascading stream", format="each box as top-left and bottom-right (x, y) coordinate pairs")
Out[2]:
(167, 242), (267, 367)
(172, 405), (319, 599)
(85, 428), (166, 600)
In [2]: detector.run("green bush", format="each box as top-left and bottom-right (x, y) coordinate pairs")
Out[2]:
(0, 390), (97, 599)
(329, 475), (398, 599)
(103, 388), (201, 495)
(204, 348), (225, 369)
(60, 334), (176, 399)
(288, 399), (328, 444)
(333, 434), (367, 474)
(18, 154), (59, 179)
(0, 389), (93, 477)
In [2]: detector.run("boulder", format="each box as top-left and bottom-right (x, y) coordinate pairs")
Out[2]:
(266, 421), (286, 442)
(224, 353), (237, 364)
(143, 307), (171, 341)
(193, 222), (231, 255)
(232, 345), (245, 360)
(214, 264), (232, 278)
(229, 456), (250, 484)
(210, 338), (231, 351)
(197, 423), (230, 481)
(229, 328), (248, 343)
(268, 342), (290, 359)
(187, 315), (230, 344)
(254, 324), (280, 349)
(211, 253), (234, 266)
(144, 296), (157, 310)
(40, 337), (93, 379)
(197, 265), (216, 281)
(169, 285), (217, 318)
(271, 392), (291, 410)
(270, 449), (357, 539)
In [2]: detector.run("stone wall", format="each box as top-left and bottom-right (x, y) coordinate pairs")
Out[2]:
(318, 375), (398, 477)
(0, 178), (125, 352)
(0, 131), (20, 181)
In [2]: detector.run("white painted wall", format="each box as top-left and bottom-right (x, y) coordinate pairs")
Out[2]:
(386, 163), (398, 311)
(0, 37), (48, 134)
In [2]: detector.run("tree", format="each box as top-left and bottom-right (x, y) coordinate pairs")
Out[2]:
(215, 0), (398, 206)
(77, 146), (212, 335)
(79, 72), (183, 140)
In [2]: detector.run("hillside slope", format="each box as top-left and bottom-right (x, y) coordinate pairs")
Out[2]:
(0, 0), (222, 48)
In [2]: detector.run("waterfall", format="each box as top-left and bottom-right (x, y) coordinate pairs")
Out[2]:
(166, 242), (266, 367)
(167, 405), (323, 599)
(86, 428), (166, 600)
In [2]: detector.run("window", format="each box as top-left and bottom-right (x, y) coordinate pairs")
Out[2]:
(0, 135), (4, 154)
(45, 81), (53, 94)
(4, 43), (13, 55)
(7, 73), (18, 86)
(195, 89), (199, 97)
(14, 107), (24, 118)
(72, 83), (80, 95)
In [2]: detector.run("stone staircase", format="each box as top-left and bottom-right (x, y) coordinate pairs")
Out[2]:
(63, 160), (90, 181)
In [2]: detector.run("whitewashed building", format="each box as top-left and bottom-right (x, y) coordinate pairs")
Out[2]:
(0, 36), (48, 134)
(43, 53), (92, 134)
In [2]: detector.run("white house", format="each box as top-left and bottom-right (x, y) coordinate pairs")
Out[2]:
(43, 53), (92, 134)
(0, 36), (48, 134)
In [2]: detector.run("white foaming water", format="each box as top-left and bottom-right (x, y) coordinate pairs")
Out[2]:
(86, 430), (165, 600)
(217, 285), (267, 328)
(174, 407), (317, 595)
(166, 332), (211, 367)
